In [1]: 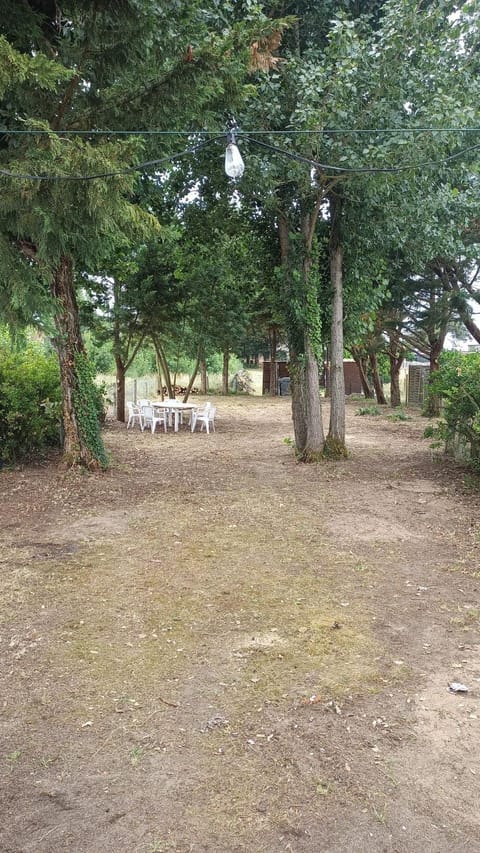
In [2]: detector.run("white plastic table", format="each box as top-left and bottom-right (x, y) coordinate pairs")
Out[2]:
(151, 400), (198, 432)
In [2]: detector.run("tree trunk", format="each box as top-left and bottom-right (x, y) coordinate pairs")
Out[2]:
(200, 359), (208, 395)
(279, 211), (308, 452)
(460, 312), (480, 345)
(289, 352), (308, 454)
(389, 355), (403, 407)
(299, 210), (324, 461)
(269, 325), (278, 396)
(387, 328), (405, 409)
(111, 278), (145, 418)
(279, 204), (325, 460)
(303, 333), (325, 459)
(434, 260), (480, 344)
(369, 352), (387, 405)
(326, 191), (347, 456)
(390, 362), (401, 407)
(222, 347), (229, 394)
(52, 255), (107, 469)
(152, 337), (173, 398)
(155, 348), (164, 398)
(115, 355), (127, 421)
(351, 348), (374, 398)
(424, 340), (444, 416)
(183, 344), (202, 403)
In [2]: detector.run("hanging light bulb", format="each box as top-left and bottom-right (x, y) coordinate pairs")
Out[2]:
(225, 130), (245, 179)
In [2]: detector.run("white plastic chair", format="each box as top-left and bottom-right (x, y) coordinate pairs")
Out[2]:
(138, 398), (150, 408)
(192, 402), (216, 434)
(126, 401), (143, 430)
(141, 405), (168, 434)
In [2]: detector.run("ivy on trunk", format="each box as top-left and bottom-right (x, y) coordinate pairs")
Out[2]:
(52, 257), (107, 469)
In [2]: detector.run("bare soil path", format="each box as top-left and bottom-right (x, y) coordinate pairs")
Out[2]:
(1, 396), (479, 853)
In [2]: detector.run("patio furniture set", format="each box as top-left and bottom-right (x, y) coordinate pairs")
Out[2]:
(126, 399), (216, 434)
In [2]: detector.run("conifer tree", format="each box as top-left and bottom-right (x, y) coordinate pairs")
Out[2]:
(0, 1), (278, 466)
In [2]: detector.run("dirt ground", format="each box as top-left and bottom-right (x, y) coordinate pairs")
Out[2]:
(1, 396), (479, 853)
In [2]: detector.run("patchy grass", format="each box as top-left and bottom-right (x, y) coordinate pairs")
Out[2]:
(2, 397), (479, 852)
(387, 409), (412, 422)
(356, 405), (380, 416)
(43, 525), (382, 723)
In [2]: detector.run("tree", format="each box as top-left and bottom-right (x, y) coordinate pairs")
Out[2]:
(0, 1), (283, 464)
(235, 0), (480, 457)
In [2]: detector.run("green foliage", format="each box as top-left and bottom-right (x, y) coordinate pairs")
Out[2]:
(355, 404), (380, 416)
(424, 352), (480, 471)
(72, 353), (108, 469)
(207, 352), (243, 374)
(387, 408), (412, 422)
(84, 331), (115, 374)
(128, 345), (157, 377)
(0, 340), (61, 463)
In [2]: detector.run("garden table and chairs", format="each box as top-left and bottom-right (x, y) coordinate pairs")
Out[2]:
(126, 399), (216, 434)
(151, 399), (199, 432)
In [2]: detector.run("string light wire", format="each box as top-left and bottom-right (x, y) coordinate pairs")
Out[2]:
(244, 135), (480, 175)
(0, 128), (479, 181)
(1, 126), (480, 136)
(0, 135), (223, 182)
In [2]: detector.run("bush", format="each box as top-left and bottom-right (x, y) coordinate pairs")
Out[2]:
(0, 343), (62, 463)
(424, 352), (480, 471)
(387, 408), (412, 422)
(355, 404), (380, 416)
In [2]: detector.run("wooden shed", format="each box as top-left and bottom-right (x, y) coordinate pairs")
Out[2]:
(323, 360), (363, 395)
(262, 361), (290, 395)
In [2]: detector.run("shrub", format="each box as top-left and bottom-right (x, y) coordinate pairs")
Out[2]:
(0, 343), (62, 463)
(355, 404), (380, 416)
(387, 408), (412, 422)
(424, 351), (480, 471)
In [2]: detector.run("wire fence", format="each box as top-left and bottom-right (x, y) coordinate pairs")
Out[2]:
(100, 369), (264, 417)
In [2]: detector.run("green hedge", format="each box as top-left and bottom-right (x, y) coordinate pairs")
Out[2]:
(425, 351), (480, 471)
(0, 343), (62, 464)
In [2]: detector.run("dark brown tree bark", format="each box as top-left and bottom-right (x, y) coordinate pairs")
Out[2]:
(389, 358), (402, 408)
(52, 255), (105, 469)
(182, 344), (202, 402)
(152, 336), (173, 399)
(369, 352), (387, 405)
(351, 347), (374, 398)
(109, 277), (146, 421)
(115, 355), (126, 421)
(222, 347), (229, 395)
(155, 348), (164, 399)
(200, 359), (208, 394)
(424, 338), (444, 416)
(268, 324), (278, 396)
(433, 259), (480, 344)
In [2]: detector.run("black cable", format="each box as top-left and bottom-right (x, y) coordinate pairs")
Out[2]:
(2, 126), (480, 136)
(0, 135), (223, 182)
(244, 135), (480, 175)
(1, 131), (479, 181)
